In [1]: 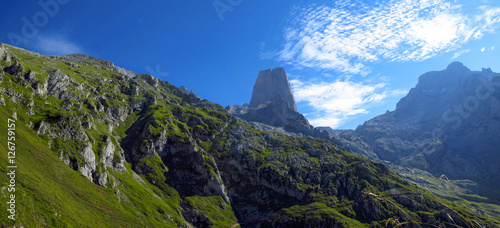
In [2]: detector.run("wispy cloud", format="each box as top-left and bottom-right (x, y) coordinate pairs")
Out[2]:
(475, 6), (500, 33)
(451, 49), (470, 59)
(34, 35), (83, 55)
(275, 0), (500, 74)
(290, 78), (407, 128)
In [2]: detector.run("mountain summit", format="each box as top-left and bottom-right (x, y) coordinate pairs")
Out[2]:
(249, 67), (297, 111)
(227, 67), (326, 138)
(332, 62), (500, 203)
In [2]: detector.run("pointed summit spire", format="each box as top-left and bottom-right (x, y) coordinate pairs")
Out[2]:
(249, 67), (297, 111)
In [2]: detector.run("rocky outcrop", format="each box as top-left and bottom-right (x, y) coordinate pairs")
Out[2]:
(0, 43), (11, 62)
(114, 66), (138, 78)
(101, 136), (116, 168)
(240, 95), (327, 138)
(121, 95), (235, 204)
(249, 67), (296, 111)
(80, 142), (97, 181)
(228, 68), (328, 139)
(206, 123), (482, 227)
(48, 70), (72, 98)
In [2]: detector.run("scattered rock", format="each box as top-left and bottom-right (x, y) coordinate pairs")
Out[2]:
(79, 143), (96, 181)
(180, 85), (189, 93)
(0, 43), (11, 62)
(101, 136), (116, 168)
(4, 61), (23, 77)
(136, 74), (159, 88)
(48, 70), (70, 97)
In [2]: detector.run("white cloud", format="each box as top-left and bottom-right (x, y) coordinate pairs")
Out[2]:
(475, 6), (500, 33)
(451, 49), (470, 59)
(481, 47), (486, 52)
(275, 0), (500, 74)
(34, 35), (83, 56)
(304, 115), (345, 129)
(290, 78), (407, 128)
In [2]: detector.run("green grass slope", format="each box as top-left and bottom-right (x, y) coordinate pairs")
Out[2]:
(0, 98), (186, 227)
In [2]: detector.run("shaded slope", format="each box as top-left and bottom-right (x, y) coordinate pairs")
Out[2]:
(333, 62), (500, 206)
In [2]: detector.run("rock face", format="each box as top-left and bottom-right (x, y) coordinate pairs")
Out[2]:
(249, 67), (297, 111)
(334, 62), (500, 202)
(228, 67), (327, 138)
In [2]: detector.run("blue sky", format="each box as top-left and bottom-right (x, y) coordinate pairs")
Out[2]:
(2, 0), (500, 129)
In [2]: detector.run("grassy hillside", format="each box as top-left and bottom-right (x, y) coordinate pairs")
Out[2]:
(0, 90), (188, 227)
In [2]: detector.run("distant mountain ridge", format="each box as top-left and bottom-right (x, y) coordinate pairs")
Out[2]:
(332, 62), (500, 203)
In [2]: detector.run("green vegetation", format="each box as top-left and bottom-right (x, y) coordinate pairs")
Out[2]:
(402, 172), (500, 220)
(0, 44), (190, 227)
(276, 202), (367, 227)
(135, 155), (171, 193)
(183, 196), (238, 227)
(51, 137), (87, 167)
(208, 122), (499, 227)
(0, 104), (184, 227)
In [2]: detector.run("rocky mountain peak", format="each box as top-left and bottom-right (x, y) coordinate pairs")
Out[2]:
(249, 67), (297, 111)
(343, 62), (500, 202)
(394, 62), (476, 118)
(416, 62), (470, 90)
(227, 67), (327, 138)
(446, 61), (469, 72)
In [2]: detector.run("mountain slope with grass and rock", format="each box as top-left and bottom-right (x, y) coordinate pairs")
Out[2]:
(0, 43), (498, 227)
